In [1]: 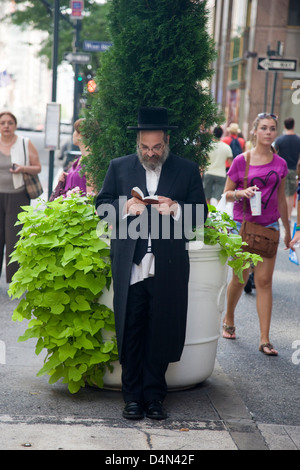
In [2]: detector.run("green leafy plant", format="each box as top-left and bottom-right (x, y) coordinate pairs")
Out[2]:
(202, 205), (262, 282)
(8, 194), (118, 394)
(8, 196), (260, 395)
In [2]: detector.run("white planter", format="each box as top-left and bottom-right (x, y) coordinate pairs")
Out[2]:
(101, 242), (228, 390)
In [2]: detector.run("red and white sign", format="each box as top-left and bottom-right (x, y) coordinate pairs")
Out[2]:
(70, 0), (84, 20)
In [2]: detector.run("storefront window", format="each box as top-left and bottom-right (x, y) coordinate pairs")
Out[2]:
(288, 0), (300, 26)
(229, 0), (249, 84)
(231, 0), (248, 39)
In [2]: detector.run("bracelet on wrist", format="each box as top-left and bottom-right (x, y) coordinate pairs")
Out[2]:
(295, 225), (300, 232)
(234, 189), (241, 202)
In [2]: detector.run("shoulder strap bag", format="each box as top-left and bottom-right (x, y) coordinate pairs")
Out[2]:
(22, 138), (43, 199)
(239, 152), (279, 258)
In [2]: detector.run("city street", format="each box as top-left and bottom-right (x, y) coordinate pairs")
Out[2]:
(217, 223), (300, 442)
(0, 132), (299, 450)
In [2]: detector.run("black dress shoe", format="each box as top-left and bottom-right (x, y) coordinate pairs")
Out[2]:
(145, 400), (167, 420)
(122, 401), (144, 420)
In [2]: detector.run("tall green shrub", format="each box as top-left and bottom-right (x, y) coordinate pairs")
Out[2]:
(84, 0), (221, 187)
(8, 195), (118, 393)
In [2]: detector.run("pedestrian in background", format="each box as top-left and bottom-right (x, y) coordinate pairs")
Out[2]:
(50, 118), (95, 200)
(96, 107), (207, 420)
(222, 113), (290, 356)
(0, 111), (41, 283)
(203, 126), (233, 204)
(275, 117), (300, 223)
(222, 122), (245, 158)
(290, 180), (300, 249)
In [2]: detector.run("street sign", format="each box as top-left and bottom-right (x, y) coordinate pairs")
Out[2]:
(64, 52), (91, 64)
(83, 41), (113, 52)
(257, 57), (297, 72)
(45, 103), (61, 150)
(70, 0), (84, 20)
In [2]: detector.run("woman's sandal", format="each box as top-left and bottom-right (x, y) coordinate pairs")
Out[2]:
(259, 343), (278, 356)
(222, 323), (236, 340)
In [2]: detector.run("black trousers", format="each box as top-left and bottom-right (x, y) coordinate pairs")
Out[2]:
(121, 277), (169, 404)
(0, 190), (29, 283)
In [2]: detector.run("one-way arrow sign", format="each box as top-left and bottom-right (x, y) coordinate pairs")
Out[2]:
(257, 57), (297, 72)
(64, 52), (91, 64)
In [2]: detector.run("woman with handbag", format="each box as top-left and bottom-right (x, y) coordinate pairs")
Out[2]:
(50, 118), (95, 200)
(222, 113), (291, 356)
(0, 111), (41, 283)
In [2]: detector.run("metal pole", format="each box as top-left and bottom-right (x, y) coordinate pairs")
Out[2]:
(264, 45), (270, 112)
(271, 73), (278, 114)
(71, 20), (81, 151)
(48, 0), (59, 200)
(270, 42), (283, 115)
(73, 20), (81, 124)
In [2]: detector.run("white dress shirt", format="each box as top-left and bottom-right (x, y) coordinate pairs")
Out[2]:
(129, 164), (181, 285)
(130, 165), (161, 285)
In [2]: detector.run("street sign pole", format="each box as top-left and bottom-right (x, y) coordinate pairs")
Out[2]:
(72, 20), (81, 142)
(271, 69), (279, 114)
(258, 42), (298, 114)
(272, 41), (284, 114)
(48, 0), (60, 200)
(264, 45), (270, 112)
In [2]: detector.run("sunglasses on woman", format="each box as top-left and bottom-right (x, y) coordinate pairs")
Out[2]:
(257, 113), (278, 120)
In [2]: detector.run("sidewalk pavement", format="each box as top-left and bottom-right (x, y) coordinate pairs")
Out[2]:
(0, 188), (299, 451)
(1, 357), (299, 451)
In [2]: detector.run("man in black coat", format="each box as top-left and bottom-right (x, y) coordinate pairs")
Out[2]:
(96, 107), (207, 420)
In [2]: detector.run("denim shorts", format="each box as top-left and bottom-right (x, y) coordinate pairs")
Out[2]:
(233, 220), (279, 234)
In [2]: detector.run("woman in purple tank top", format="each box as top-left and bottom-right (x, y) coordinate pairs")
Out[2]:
(52, 118), (95, 199)
(222, 113), (291, 356)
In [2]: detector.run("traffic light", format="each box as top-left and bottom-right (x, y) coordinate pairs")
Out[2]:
(77, 74), (84, 94)
(87, 79), (97, 93)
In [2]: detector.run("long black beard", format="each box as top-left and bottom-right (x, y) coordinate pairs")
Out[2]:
(137, 144), (170, 171)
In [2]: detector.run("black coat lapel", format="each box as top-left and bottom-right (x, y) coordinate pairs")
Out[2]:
(129, 154), (147, 197)
(156, 153), (179, 196)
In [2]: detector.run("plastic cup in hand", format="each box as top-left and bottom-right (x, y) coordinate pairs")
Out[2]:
(250, 190), (261, 216)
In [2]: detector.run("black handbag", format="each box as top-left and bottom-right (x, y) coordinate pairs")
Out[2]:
(49, 178), (66, 201)
(22, 138), (43, 199)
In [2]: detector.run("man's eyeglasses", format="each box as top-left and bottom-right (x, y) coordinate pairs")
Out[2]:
(257, 113), (278, 120)
(139, 143), (164, 153)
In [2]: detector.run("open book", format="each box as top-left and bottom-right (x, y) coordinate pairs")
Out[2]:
(131, 186), (159, 204)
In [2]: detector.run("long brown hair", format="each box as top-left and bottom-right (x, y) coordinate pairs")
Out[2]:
(251, 113), (278, 152)
(74, 118), (86, 136)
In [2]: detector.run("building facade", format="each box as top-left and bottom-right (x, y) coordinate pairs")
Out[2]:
(0, 0), (52, 129)
(0, 0), (73, 130)
(209, 0), (300, 137)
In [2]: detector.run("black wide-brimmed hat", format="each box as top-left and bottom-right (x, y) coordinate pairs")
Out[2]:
(127, 106), (178, 131)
